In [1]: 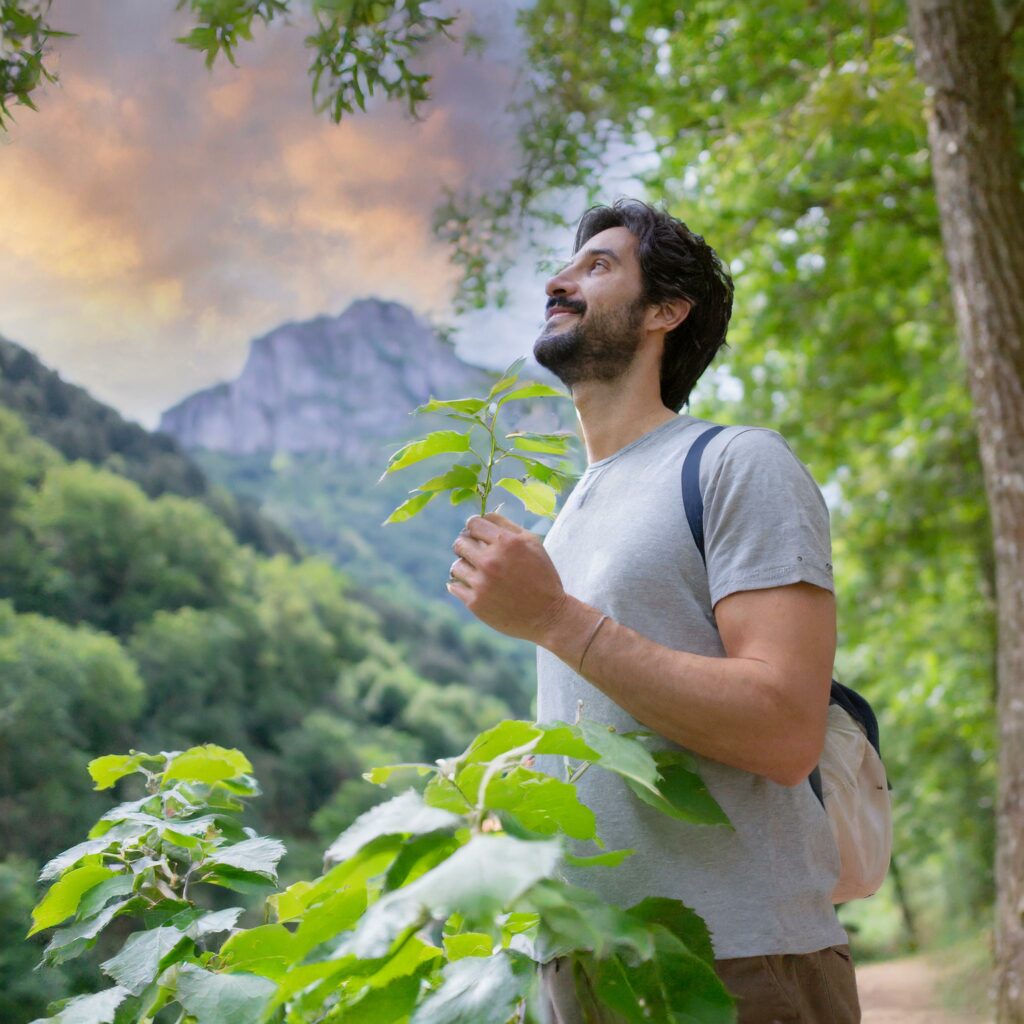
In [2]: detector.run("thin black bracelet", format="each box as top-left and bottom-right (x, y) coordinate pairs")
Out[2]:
(578, 613), (609, 675)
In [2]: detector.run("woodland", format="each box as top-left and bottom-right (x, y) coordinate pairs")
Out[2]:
(2, 0), (1023, 1021)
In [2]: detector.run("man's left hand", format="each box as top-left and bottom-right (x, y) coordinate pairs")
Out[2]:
(447, 511), (568, 643)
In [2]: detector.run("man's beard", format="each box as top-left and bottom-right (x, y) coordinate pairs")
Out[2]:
(533, 296), (647, 389)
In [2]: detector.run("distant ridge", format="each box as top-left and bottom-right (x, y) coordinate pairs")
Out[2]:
(158, 298), (569, 463)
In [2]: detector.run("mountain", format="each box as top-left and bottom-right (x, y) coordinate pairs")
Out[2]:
(159, 298), (572, 463)
(0, 335), (300, 559)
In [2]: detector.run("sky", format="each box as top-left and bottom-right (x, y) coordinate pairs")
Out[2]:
(0, 0), (564, 430)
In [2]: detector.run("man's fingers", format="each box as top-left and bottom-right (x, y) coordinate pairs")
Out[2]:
(479, 511), (525, 532)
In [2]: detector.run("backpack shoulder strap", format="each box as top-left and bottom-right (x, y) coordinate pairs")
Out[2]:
(681, 424), (727, 566)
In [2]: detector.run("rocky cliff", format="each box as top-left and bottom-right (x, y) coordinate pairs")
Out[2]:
(159, 299), (571, 464)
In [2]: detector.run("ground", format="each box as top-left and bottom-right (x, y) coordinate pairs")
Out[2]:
(858, 952), (992, 1023)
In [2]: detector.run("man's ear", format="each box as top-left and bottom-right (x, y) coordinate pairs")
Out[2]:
(647, 298), (692, 335)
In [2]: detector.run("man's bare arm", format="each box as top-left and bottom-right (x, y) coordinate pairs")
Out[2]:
(540, 582), (836, 787)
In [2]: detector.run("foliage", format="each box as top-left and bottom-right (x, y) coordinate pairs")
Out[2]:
(0, 0), (69, 128)
(26, 733), (734, 1023)
(379, 356), (578, 523)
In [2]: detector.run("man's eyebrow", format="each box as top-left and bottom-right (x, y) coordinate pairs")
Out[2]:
(555, 247), (622, 274)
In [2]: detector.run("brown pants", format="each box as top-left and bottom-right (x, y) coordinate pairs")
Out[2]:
(540, 944), (861, 1023)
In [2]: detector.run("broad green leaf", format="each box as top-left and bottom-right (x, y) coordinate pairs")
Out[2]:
(564, 848), (635, 868)
(484, 768), (596, 840)
(291, 882), (368, 958)
(444, 932), (494, 960)
(27, 985), (131, 1024)
(522, 881), (654, 964)
(460, 720), (542, 765)
(43, 897), (135, 966)
(88, 752), (158, 790)
(627, 897), (716, 967)
(413, 396), (489, 416)
(364, 935), (442, 989)
(187, 907), (244, 938)
(340, 974), (422, 1024)
(202, 864), (280, 895)
(494, 382), (569, 409)
(363, 763), (436, 786)
(534, 723), (600, 761)
(206, 836), (286, 880)
(40, 839), (124, 883)
(577, 721), (660, 796)
(384, 832), (463, 892)
(416, 463), (482, 492)
(616, 925), (735, 1024)
(507, 430), (576, 454)
(220, 924), (298, 980)
(410, 952), (533, 1024)
(485, 356), (527, 399)
(626, 751), (731, 827)
(494, 477), (557, 516)
(348, 835), (562, 958)
(381, 430), (472, 477)
(449, 487), (477, 505)
(324, 789), (461, 868)
(164, 745), (252, 784)
(383, 490), (439, 525)
(100, 926), (190, 996)
(30, 864), (116, 936)
(176, 963), (276, 1024)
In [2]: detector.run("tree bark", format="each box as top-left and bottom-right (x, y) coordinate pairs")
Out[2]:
(905, 1), (1024, 1019)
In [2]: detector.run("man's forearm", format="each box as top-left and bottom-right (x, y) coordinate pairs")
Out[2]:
(539, 595), (825, 786)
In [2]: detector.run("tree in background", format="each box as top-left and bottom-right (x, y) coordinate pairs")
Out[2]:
(905, 3), (1024, 1018)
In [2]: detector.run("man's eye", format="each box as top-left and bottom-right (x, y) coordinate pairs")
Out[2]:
(592, 260), (608, 270)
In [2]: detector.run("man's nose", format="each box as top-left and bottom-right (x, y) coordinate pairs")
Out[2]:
(545, 269), (578, 301)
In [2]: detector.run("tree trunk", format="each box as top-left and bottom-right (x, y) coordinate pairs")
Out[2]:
(905, 1), (1024, 1019)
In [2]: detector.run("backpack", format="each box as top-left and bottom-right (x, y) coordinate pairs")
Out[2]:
(681, 424), (892, 903)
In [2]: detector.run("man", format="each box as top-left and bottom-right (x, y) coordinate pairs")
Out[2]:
(445, 197), (860, 1022)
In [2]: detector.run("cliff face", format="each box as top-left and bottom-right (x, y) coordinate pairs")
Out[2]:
(159, 299), (570, 464)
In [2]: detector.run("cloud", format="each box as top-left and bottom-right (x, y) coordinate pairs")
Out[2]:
(0, 0), (534, 428)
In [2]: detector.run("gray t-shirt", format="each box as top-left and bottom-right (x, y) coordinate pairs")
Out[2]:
(535, 413), (848, 958)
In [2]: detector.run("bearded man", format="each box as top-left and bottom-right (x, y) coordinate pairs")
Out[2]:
(446, 197), (860, 1023)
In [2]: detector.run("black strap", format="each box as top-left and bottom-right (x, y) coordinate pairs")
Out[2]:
(681, 425), (726, 566)
(679, 423), (885, 807)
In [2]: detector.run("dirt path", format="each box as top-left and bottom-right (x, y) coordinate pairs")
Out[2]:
(857, 954), (991, 1023)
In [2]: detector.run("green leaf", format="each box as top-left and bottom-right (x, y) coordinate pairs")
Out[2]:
(324, 790), (461, 867)
(576, 721), (661, 796)
(534, 723), (600, 761)
(485, 356), (527, 399)
(363, 763), (436, 786)
(413, 396), (489, 416)
(443, 932), (494, 960)
(506, 430), (576, 454)
(382, 490), (439, 525)
(88, 752), (158, 790)
(381, 430), (472, 477)
(220, 924), (298, 980)
(494, 382), (569, 409)
(626, 751), (731, 827)
(40, 839), (122, 883)
(563, 848), (635, 868)
(27, 985), (131, 1024)
(206, 837), (286, 880)
(164, 745), (252, 784)
(627, 897), (716, 967)
(416, 463), (482, 493)
(461, 720), (543, 765)
(341, 974), (422, 1024)
(348, 835), (562, 958)
(176, 963), (277, 1024)
(43, 897), (135, 966)
(410, 952), (533, 1024)
(202, 864), (280, 895)
(493, 477), (557, 516)
(30, 864), (116, 936)
(291, 883), (368, 958)
(449, 487), (477, 505)
(484, 768), (596, 840)
(100, 926), (190, 996)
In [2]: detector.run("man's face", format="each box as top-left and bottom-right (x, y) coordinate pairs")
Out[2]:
(533, 226), (649, 388)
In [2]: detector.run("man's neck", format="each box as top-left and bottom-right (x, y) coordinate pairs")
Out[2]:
(574, 403), (680, 465)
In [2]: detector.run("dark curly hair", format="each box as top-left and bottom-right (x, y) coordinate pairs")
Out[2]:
(573, 197), (734, 412)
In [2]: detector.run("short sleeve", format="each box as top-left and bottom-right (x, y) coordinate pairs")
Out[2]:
(701, 427), (834, 609)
